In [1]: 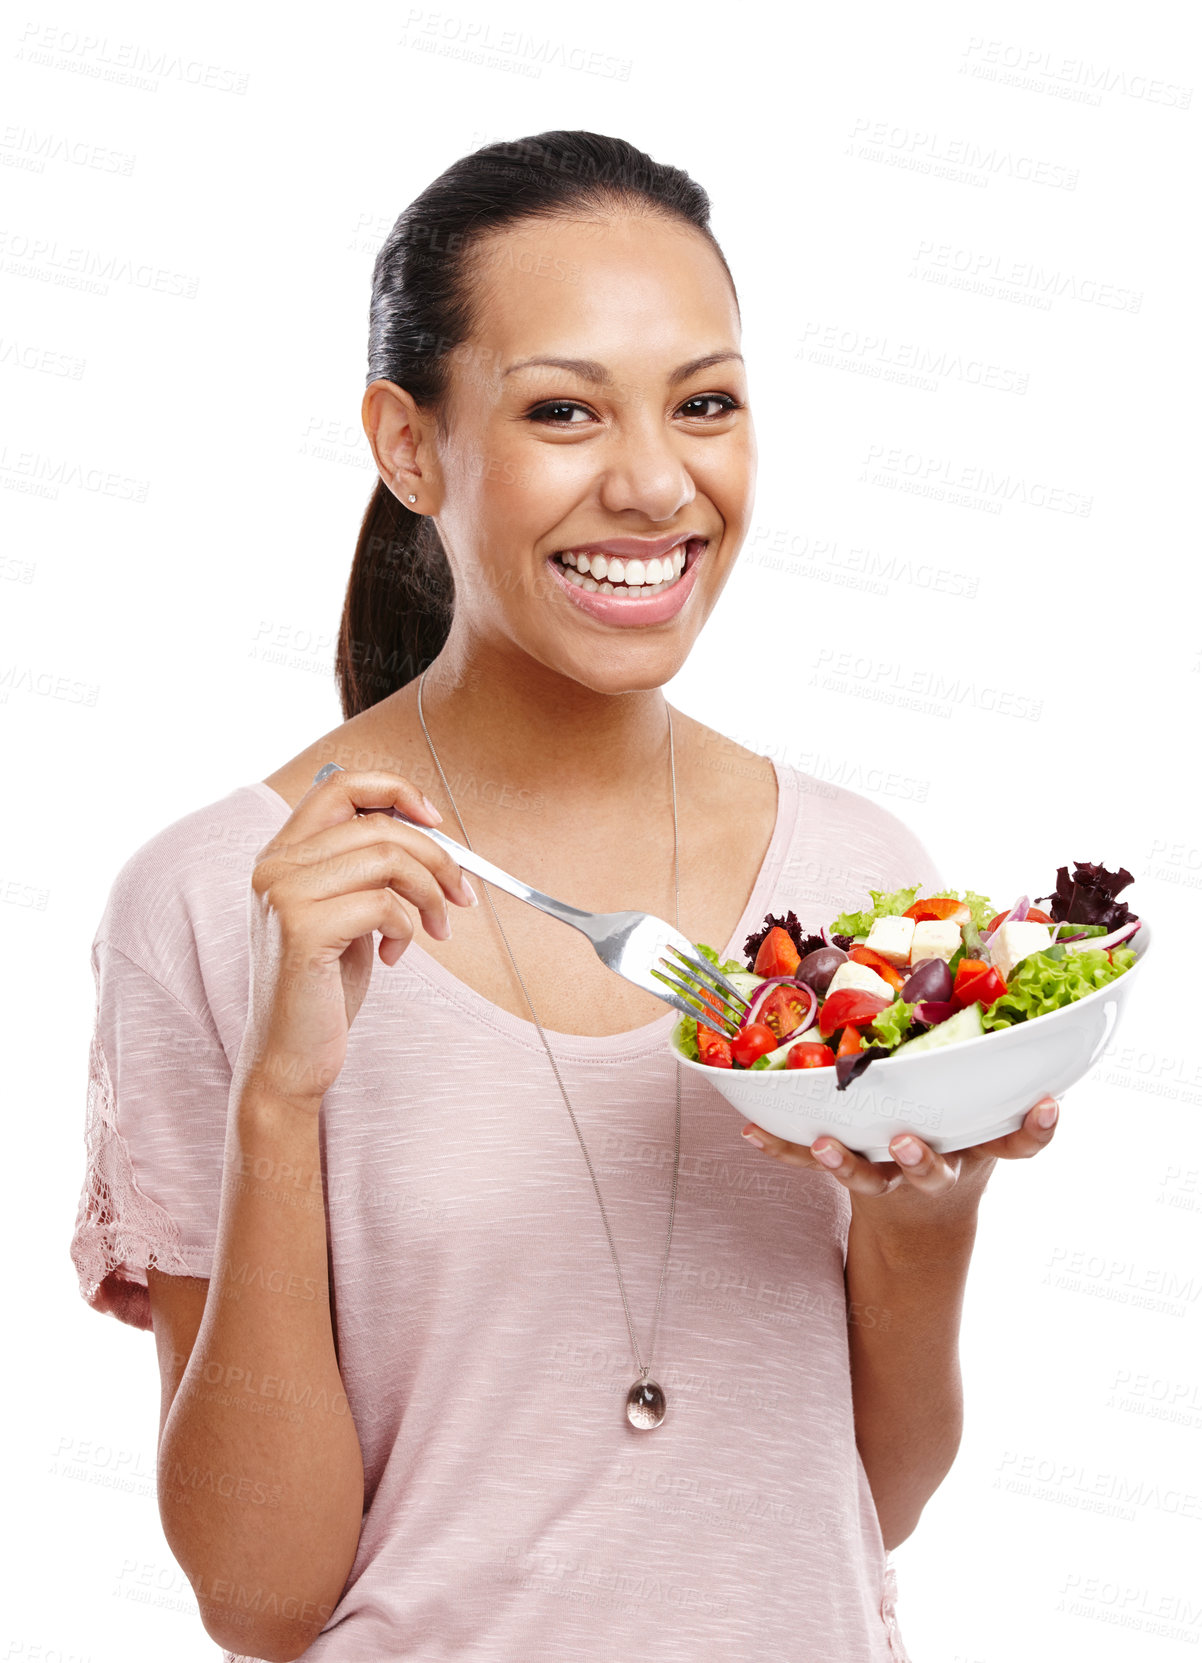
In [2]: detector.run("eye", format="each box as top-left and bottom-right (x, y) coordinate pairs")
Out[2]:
(678, 393), (741, 419)
(527, 400), (595, 425)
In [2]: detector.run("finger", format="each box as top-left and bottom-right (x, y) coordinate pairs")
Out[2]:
(287, 813), (477, 908)
(290, 767), (445, 840)
(264, 838), (458, 944)
(265, 815), (476, 913)
(884, 1134), (960, 1194)
(296, 885), (418, 963)
(741, 1124), (902, 1197)
(967, 1095), (1060, 1161)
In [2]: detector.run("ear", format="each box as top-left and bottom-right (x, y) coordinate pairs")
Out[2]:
(362, 379), (444, 512)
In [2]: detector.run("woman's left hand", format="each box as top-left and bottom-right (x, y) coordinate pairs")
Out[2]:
(740, 1094), (1059, 1226)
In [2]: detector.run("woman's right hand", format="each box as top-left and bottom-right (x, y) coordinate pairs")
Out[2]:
(237, 769), (478, 1110)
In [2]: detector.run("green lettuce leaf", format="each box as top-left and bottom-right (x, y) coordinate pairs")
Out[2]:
(694, 942), (746, 976)
(981, 946), (1136, 1031)
(942, 889), (996, 931)
(870, 1000), (914, 1050)
(749, 1054), (773, 1070)
(830, 883), (922, 938)
(675, 1016), (700, 1061)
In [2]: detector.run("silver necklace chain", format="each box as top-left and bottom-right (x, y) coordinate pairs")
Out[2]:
(416, 669), (682, 1405)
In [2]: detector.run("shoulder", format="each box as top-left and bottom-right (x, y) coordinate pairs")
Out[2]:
(96, 784), (289, 1004)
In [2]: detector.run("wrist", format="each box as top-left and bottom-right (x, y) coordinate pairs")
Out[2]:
(848, 1183), (984, 1267)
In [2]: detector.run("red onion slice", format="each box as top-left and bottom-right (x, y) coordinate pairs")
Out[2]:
(742, 978), (817, 1041)
(1062, 919), (1141, 954)
(913, 999), (957, 1027)
(981, 894), (1030, 947)
(820, 923), (835, 948)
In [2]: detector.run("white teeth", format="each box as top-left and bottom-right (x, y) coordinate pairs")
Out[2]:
(555, 542), (696, 600)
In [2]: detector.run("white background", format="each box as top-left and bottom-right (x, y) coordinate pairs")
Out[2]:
(3, 1), (1199, 1658)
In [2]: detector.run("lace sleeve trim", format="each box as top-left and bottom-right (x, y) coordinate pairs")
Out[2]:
(68, 961), (208, 1332)
(880, 1552), (912, 1662)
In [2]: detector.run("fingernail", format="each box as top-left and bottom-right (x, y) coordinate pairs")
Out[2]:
(893, 1136), (923, 1167)
(421, 794), (443, 824)
(741, 1128), (766, 1149)
(813, 1142), (842, 1169)
(461, 875), (479, 906)
(1035, 1098), (1059, 1130)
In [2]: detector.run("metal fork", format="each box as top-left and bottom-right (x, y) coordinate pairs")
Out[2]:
(312, 762), (750, 1035)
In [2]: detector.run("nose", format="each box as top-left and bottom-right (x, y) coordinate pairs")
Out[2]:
(595, 405), (696, 523)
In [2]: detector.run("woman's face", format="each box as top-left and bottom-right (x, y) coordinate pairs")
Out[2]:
(400, 210), (754, 693)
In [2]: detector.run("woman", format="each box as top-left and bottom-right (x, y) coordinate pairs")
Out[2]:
(70, 130), (1057, 1662)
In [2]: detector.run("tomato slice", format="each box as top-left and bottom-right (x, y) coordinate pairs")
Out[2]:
(903, 896), (972, 925)
(835, 1023), (863, 1058)
(752, 926), (801, 979)
(848, 945), (907, 992)
(952, 966), (1007, 1010)
(730, 1023), (779, 1068)
(697, 1023), (733, 1068)
(984, 906), (1052, 933)
(952, 958), (988, 993)
(757, 984), (815, 1040)
(785, 1041), (836, 1069)
(818, 988), (892, 1041)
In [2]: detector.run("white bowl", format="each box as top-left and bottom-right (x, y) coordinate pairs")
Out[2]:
(668, 925), (1150, 1160)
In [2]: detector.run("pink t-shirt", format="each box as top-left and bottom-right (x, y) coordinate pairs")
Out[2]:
(71, 756), (941, 1662)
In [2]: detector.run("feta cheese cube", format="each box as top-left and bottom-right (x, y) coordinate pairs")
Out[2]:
(825, 960), (896, 1002)
(863, 915), (915, 968)
(911, 920), (961, 965)
(990, 920), (1053, 981)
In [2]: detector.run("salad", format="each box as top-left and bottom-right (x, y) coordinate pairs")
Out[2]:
(674, 860), (1141, 1089)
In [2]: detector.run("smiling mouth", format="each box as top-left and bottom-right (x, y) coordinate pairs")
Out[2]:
(549, 537), (706, 596)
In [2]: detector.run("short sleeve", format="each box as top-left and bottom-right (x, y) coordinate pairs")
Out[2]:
(69, 937), (233, 1331)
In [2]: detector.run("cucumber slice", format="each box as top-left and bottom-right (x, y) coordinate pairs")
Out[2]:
(725, 970), (761, 1003)
(892, 1002), (984, 1056)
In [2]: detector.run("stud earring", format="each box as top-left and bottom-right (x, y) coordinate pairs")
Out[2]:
(407, 494), (417, 504)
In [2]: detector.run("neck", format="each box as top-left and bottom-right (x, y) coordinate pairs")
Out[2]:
(412, 635), (675, 810)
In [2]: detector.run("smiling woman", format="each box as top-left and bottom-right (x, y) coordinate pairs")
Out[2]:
(69, 129), (1023, 1663)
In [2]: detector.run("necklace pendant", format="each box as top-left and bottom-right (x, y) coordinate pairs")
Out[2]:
(625, 1378), (667, 1429)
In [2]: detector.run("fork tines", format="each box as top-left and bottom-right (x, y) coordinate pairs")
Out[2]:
(652, 942), (750, 1037)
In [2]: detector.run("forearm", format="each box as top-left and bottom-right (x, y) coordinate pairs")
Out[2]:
(159, 1088), (364, 1660)
(844, 1204), (979, 1550)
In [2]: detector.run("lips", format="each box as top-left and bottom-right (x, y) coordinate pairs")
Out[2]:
(555, 532), (703, 562)
(545, 537), (708, 628)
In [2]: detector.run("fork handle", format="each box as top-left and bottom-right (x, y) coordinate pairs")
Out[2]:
(311, 764), (597, 935)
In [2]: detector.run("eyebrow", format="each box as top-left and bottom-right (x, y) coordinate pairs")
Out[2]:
(502, 351), (744, 387)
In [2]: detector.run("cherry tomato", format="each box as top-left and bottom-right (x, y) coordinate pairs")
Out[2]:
(697, 1024), (733, 1068)
(818, 988), (892, 1041)
(903, 896), (972, 925)
(752, 926), (801, 979)
(757, 984), (815, 1040)
(984, 906), (1052, 933)
(835, 1023), (863, 1058)
(730, 1023), (779, 1068)
(785, 1041), (836, 1069)
(848, 945), (906, 992)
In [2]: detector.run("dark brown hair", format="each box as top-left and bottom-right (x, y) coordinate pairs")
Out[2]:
(335, 129), (736, 719)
